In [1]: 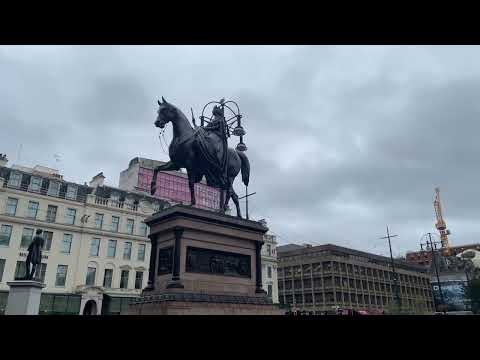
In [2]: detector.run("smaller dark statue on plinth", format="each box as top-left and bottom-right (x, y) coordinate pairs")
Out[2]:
(22, 229), (44, 280)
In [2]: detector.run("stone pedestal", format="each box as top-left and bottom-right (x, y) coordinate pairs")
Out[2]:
(5, 280), (45, 315)
(126, 205), (283, 315)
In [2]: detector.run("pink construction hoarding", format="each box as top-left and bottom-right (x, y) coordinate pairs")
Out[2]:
(137, 167), (220, 210)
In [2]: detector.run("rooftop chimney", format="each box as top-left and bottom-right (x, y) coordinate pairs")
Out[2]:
(89, 172), (105, 187)
(0, 154), (8, 167)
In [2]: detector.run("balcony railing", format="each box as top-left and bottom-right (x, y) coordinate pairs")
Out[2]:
(95, 197), (109, 206)
(2, 181), (87, 203)
(89, 195), (141, 213)
(1, 179), (147, 214)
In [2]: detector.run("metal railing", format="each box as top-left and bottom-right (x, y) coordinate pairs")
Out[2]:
(2, 181), (145, 214)
(2, 181), (87, 203)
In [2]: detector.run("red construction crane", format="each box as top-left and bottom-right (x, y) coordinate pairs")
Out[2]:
(434, 187), (451, 256)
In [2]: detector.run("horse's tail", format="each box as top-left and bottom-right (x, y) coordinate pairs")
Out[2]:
(237, 150), (250, 186)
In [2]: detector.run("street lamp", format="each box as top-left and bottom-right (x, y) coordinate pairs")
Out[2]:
(420, 232), (446, 314)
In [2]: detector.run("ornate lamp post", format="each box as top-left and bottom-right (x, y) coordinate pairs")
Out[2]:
(200, 99), (247, 152)
(420, 233), (446, 314)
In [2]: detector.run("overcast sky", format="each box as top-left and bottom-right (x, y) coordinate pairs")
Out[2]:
(1, 45), (479, 257)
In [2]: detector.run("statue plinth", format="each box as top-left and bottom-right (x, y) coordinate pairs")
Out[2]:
(125, 205), (283, 315)
(5, 280), (45, 315)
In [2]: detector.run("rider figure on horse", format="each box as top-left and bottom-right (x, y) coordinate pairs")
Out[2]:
(196, 101), (230, 189)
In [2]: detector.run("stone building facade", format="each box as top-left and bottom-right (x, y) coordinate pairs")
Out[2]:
(277, 243), (435, 314)
(0, 160), (168, 315)
(261, 233), (279, 303)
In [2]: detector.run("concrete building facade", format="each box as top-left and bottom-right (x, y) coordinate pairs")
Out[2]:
(0, 160), (168, 315)
(277, 243), (435, 314)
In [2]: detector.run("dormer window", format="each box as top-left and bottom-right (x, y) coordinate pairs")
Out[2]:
(29, 176), (42, 192)
(47, 181), (61, 197)
(110, 192), (120, 202)
(7, 171), (22, 188)
(66, 185), (78, 200)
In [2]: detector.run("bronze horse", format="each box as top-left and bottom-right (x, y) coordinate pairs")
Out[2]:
(151, 97), (250, 217)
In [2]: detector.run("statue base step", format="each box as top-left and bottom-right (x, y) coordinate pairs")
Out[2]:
(125, 292), (284, 315)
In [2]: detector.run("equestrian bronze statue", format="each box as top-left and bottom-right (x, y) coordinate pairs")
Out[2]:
(151, 97), (250, 217)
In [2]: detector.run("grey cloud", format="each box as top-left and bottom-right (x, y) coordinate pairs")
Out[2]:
(1, 45), (480, 256)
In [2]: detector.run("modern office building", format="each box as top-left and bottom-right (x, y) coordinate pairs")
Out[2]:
(277, 243), (435, 314)
(0, 158), (168, 315)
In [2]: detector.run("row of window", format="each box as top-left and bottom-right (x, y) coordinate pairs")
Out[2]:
(279, 276), (430, 290)
(279, 262), (429, 286)
(89, 238), (145, 261)
(8, 172), (79, 200)
(279, 279), (432, 298)
(86, 266), (143, 290)
(5, 198), (80, 225)
(0, 225), (146, 262)
(4, 197), (149, 236)
(2, 260), (144, 290)
(93, 212), (147, 236)
(280, 292), (434, 310)
(0, 225), (73, 253)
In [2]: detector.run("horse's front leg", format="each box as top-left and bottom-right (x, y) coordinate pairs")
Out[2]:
(151, 162), (180, 195)
(230, 187), (242, 218)
(187, 171), (196, 206)
(219, 188), (225, 213)
(150, 168), (159, 195)
(223, 184), (232, 213)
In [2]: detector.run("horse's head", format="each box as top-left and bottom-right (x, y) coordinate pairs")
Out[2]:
(155, 97), (178, 129)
